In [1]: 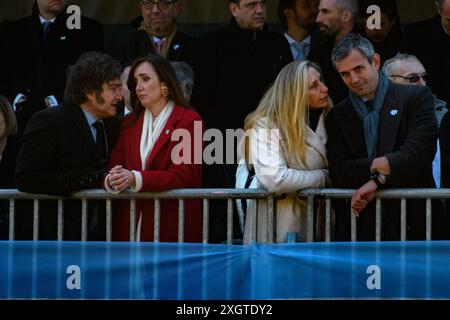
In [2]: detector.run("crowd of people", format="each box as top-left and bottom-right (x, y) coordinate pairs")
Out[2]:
(0, 0), (449, 243)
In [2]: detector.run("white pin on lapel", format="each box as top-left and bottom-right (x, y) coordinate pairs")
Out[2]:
(165, 129), (170, 134)
(60, 36), (66, 40)
(173, 44), (180, 50)
(390, 109), (398, 116)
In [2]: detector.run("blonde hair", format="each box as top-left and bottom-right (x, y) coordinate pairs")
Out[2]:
(243, 60), (331, 166)
(0, 95), (18, 137)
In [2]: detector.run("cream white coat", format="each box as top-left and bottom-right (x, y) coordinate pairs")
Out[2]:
(240, 114), (329, 243)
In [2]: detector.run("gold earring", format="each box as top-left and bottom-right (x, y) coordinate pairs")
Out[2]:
(161, 83), (169, 98)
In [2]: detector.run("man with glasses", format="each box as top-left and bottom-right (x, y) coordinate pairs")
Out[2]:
(383, 53), (446, 126)
(191, 0), (291, 243)
(116, 0), (194, 66)
(383, 53), (447, 198)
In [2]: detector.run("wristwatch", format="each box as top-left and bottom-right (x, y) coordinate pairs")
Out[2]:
(370, 172), (386, 187)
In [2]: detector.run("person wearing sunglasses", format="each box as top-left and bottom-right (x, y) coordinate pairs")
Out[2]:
(382, 52), (450, 239)
(383, 53), (446, 127)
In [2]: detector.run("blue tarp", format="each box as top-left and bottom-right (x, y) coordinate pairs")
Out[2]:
(1, 241), (449, 299)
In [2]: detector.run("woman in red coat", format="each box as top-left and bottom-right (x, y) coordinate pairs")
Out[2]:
(105, 54), (203, 242)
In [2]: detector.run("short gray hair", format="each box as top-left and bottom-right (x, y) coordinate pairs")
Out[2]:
(331, 33), (375, 68)
(336, 0), (359, 19)
(170, 61), (194, 101)
(382, 53), (424, 76)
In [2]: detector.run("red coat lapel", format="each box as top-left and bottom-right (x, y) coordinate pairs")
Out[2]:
(129, 112), (145, 170)
(145, 105), (184, 169)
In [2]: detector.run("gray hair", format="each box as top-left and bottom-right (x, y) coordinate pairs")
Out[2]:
(336, 0), (359, 19)
(170, 61), (194, 101)
(331, 33), (375, 68)
(382, 53), (424, 76)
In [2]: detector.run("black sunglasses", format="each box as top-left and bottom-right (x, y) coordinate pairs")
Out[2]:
(391, 73), (426, 83)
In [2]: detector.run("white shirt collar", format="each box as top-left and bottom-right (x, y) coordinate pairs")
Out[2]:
(152, 36), (166, 43)
(284, 33), (311, 46)
(39, 15), (56, 24)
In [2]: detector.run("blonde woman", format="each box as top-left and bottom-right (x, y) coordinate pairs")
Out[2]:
(238, 60), (332, 243)
(0, 95), (18, 162)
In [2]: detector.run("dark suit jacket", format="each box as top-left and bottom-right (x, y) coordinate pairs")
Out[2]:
(15, 104), (120, 240)
(440, 112), (450, 188)
(192, 18), (292, 133)
(0, 2), (104, 189)
(109, 17), (196, 67)
(108, 105), (203, 242)
(326, 81), (442, 240)
(3, 2), (104, 108)
(402, 15), (450, 108)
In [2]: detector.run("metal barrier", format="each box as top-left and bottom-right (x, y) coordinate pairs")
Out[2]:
(0, 189), (277, 244)
(298, 188), (450, 242)
(0, 188), (448, 243)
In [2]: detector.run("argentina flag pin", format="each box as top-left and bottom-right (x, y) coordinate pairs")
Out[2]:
(390, 109), (398, 116)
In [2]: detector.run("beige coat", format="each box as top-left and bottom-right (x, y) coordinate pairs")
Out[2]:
(242, 115), (329, 244)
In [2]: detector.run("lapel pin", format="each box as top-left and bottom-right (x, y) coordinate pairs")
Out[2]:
(165, 129), (170, 134)
(173, 44), (180, 50)
(60, 36), (66, 40)
(390, 109), (398, 116)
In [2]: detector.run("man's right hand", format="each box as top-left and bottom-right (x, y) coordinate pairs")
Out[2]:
(351, 180), (378, 217)
(62, 160), (108, 191)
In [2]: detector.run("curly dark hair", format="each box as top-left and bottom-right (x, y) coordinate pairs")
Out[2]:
(126, 54), (191, 126)
(64, 51), (123, 105)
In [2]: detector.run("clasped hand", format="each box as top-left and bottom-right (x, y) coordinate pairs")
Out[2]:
(108, 165), (135, 192)
(351, 156), (391, 217)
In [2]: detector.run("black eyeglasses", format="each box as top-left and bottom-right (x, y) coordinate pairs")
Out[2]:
(391, 73), (426, 83)
(140, 0), (175, 10)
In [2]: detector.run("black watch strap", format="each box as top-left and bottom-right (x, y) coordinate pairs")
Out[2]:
(370, 173), (383, 187)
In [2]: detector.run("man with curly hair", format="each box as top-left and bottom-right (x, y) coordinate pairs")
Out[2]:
(14, 52), (122, 240)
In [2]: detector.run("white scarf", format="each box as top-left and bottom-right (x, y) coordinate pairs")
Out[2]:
(136, 100), (174, 242)
(139, 100), (175, 170)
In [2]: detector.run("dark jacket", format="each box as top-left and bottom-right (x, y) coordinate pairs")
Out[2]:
(109, 16), (196, 66)
(402, 15), (450, 108)
(15, 104), (120, 240)
(326, 81), (442, 240)
(192, 18), (292, 132)
(440, 112), (450, 188)
(3, 2), (104, 110)
(0, 2), (104, 189)
(309, 27), (363, 105)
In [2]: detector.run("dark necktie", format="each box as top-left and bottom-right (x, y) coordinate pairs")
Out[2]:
(93, 121), (107, 159)
(42, 21), (52, 40)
